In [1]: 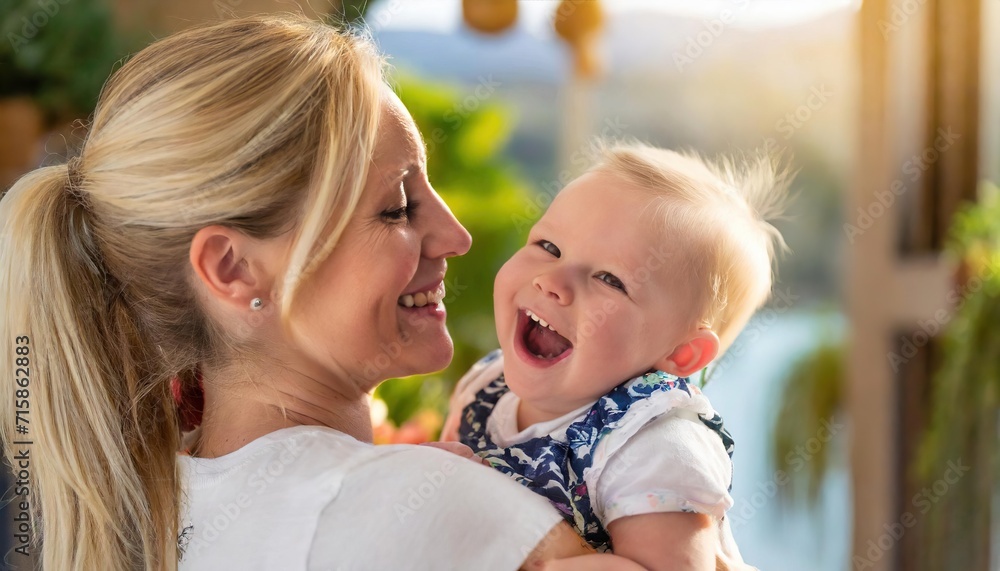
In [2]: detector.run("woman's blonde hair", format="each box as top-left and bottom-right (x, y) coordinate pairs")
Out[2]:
(591, 140), (792, 353)
(0, 14), (385, 570)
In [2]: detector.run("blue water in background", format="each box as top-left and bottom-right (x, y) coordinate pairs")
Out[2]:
(702, 310), (850, 571)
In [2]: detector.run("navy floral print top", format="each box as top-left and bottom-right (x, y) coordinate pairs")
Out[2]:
(457, 350), (735, 552)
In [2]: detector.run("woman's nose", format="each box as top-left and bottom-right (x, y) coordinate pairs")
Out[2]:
(532, 270), (573, 305)
(423, 189), (472, 259)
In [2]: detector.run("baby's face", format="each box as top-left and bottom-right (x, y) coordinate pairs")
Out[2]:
(494, 171), (696, 418)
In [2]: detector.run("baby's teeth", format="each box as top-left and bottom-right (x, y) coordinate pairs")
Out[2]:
(401, 294), (414, 307)
(525, 310), (558, 332)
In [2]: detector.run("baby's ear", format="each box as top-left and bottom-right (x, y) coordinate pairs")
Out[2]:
(655, 329), (720, 378)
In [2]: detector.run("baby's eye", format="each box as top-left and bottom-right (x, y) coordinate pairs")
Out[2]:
(596, 272), (627, 294)
(535, 240), (561, 257)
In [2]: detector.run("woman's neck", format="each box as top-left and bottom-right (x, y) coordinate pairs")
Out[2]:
(190, 367), (374, 458)
(190, 400), (373, 459)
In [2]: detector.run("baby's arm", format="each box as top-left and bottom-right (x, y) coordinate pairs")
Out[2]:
(607, 512), (717, 569)
(439, 392), (463, 442)
(535, 513), (717, 571)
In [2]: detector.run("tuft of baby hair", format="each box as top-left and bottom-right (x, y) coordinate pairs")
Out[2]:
(586, 138), (795, 354)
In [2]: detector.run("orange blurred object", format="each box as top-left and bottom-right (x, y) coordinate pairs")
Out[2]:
(410, 409), (444, 435)
(462, 0), (518, 35)
(553, 0), (605, 78)
(373, 409), (445, 445)
(0, 97), (44, 190)
(372, 421), (397, 445)
(392, 422), (431, 445)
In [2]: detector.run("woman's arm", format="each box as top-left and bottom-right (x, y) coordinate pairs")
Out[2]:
(519, 520), (598, 570)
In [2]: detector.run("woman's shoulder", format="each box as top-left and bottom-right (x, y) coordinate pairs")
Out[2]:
(308, 443), (564, 570)
(177, 425), (386, 569)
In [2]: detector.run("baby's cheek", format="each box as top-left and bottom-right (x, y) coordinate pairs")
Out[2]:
(494, 255), (526, 292)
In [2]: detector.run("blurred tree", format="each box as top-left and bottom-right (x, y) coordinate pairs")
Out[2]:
(327, 0), (376, 29)
(0, 0), (130, 125)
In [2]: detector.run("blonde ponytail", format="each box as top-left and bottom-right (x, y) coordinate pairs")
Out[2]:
(0, 14), (385, 570)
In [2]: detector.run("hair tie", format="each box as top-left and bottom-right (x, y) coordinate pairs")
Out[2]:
(65, 157), (87, 203)
(170, 367), (205, 432)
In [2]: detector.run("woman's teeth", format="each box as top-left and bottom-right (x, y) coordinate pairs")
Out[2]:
(525, 309), (557, 332)
(399, 283), (446, 308)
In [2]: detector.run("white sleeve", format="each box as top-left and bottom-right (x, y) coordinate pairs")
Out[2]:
(307, 444), (563, 571)
(440, 350), (504, 441)
(594, 407), (734, 525)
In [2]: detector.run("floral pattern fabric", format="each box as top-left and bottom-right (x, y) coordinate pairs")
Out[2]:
(457, 350), (735, 552)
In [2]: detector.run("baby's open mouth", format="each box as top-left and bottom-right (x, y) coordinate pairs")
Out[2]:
(519, 308), (572, 360)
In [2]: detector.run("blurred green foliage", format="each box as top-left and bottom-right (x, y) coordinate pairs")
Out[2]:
(374, 73), (538, 427)
(769, 330), (844, 506)
(768, 183), (1000, 569)
(914, 183), (1000, 570)
(0, 0), (132, 123)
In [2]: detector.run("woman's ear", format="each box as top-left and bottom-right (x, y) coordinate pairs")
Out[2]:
(189, 225), (256, 307)
(655, 329), (720, 378)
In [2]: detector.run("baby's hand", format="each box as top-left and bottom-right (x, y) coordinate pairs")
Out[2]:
(419, 441), (491, 466)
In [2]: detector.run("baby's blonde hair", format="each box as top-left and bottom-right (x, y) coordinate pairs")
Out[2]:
(591, 140), (792, 353)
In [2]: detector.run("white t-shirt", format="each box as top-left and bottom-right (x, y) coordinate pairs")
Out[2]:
(442, 353), (747, 564)
(176, 424), (564, 570)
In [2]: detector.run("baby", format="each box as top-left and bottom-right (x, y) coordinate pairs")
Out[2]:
(437, 140), (789, 570)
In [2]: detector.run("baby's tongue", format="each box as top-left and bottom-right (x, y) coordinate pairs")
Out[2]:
(525, 321), (572, 359)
